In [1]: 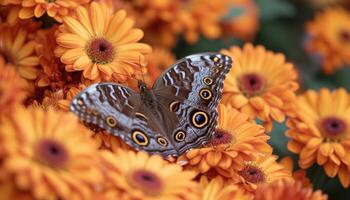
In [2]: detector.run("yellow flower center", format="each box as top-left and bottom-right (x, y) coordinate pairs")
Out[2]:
(320, 116), (347, 140)
(239, 73), (266, 97)
(36, 138), (68, 168)
(128, 169), (164, 196)
(238, 164), (266, 184)
(86, 38), (115, 64)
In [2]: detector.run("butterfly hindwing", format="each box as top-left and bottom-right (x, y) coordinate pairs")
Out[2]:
(70, 83), (178, 156)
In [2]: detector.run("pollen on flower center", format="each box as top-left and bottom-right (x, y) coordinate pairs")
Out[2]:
(320, 117), (347, 138)
(128, 169), (164, 196)
(239, 73), (265, 97)
(86, 38), (115, 64)
(36, 139), (68, 168)
(238, 165), (266, 184)
(210, 128), (235, 146)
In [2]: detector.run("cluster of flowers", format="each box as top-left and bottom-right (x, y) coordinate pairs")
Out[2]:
(305, 6), (350, 74)
(0, 0), (349, 199)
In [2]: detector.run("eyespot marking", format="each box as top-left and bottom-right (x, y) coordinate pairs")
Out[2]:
(174, 131), (186, 142)
(106, 116), (117, 127)
(132, 130), (149, 146)
(203, 77), (213, 85)
(157, 137), (168, 147)
(191, 111), (209, 128)
(199, 88), (213, 100)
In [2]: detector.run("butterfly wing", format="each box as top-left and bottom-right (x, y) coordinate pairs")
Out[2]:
(152, 53), (233, 155)
(70, 83), (178, 156)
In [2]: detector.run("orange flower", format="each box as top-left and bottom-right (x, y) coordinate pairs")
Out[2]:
(55, 2), (152, 82)
(220, 43), (299, 132)
(231, 155), (292, 193)
(279, 156), (312, 188)
(98, 150), (201, 200)
(0, 56), (28, 115)
(0, 106), (103, 199)
(18, 0), (91, 22)
(305, 7), (350, 74)
(176, 0), (229, 43)
(35, 26), (82, 90)
(199, 176), (249, 200)
(178, 104), (271, 177)
(255, 180), (328, 200)
(221, 0), (259, 41)
(0, 22), (39, 80)
(286, 88), (350, 188)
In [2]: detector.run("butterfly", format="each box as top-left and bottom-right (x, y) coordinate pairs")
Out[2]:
(70, 53), (232, 157)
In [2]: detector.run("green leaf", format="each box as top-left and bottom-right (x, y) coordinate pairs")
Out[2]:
(255, 0), (297, 21)
(221, 6), (246, 21)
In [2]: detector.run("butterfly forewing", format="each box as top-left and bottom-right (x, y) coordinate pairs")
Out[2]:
(70, 53), (232, 157)
(152, 53), (232, 155)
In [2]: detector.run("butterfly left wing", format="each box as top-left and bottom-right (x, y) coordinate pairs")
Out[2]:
(152, 53), (233, 155)
(70, 83), (178, 156)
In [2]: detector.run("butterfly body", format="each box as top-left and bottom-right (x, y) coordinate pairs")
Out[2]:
(70, 53), (232, 157)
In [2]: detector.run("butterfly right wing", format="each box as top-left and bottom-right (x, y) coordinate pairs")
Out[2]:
(70, 83), (178, 156)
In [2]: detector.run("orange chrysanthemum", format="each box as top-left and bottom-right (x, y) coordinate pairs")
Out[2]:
(286, 88), (350, 188)
(254, 180), (328, 200)
(35, 26), (82, 90)
(55, 2), (152, 82)
(0, 56), (28, 115)
(0, 106), (103, 200)
(18, 0), (91, 22)
(178, 104), (271, 177)
(146, 47), (176, 84)
(231, 155), (292, 193)
(0, 22), (39, 80)
(221, 0), (259, 41)
(176, 0), (229, 43)
(98, 150), (201, 200)
(279, 156), (312, 188)
(305, 7), (350, 74)
(199, 176), (249, 200)
(220, 43), (299, 131)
